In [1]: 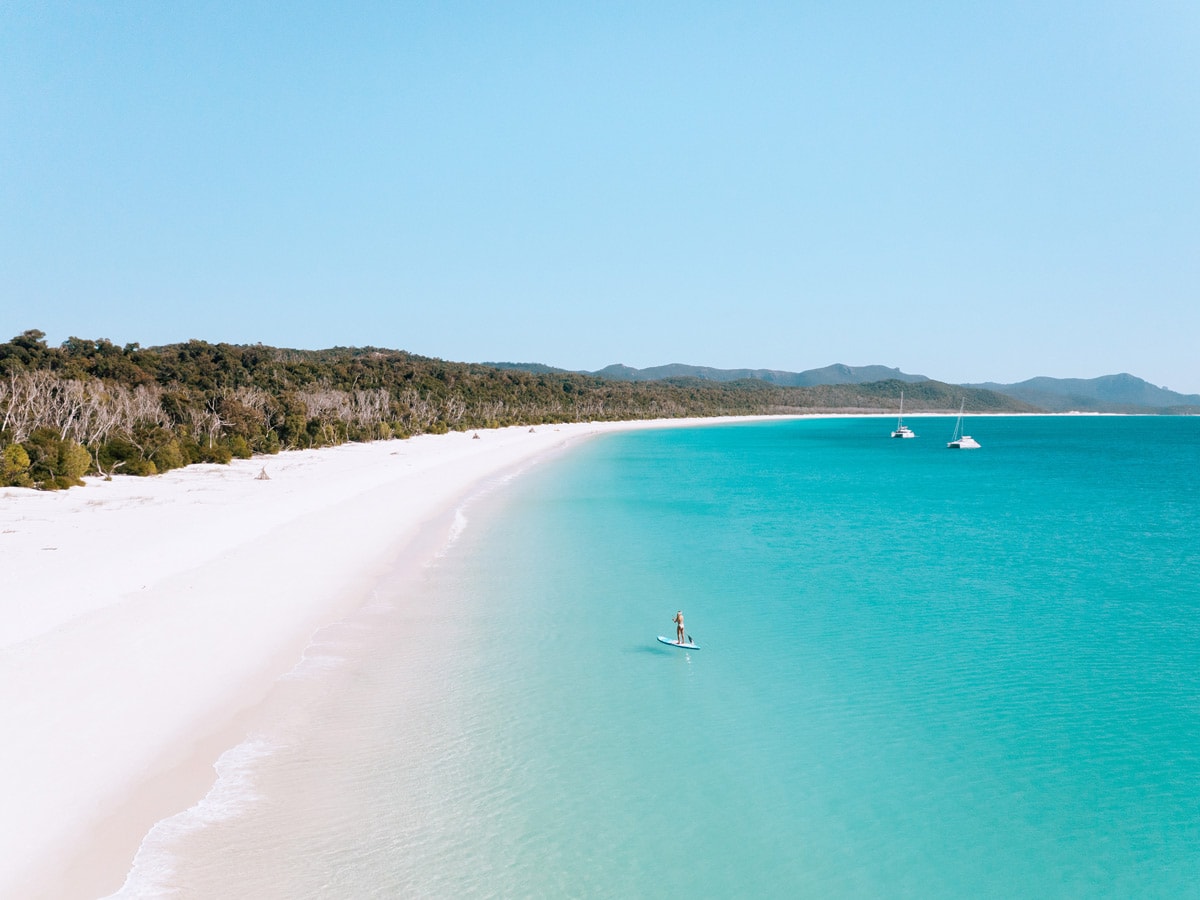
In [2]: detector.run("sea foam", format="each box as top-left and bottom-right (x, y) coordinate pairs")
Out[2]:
(105, 737), (276, 898)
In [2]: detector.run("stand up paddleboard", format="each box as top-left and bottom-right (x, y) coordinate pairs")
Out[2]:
(657, 635), (700, 650)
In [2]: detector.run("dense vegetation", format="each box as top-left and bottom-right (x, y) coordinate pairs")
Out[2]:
(0, 330), (1035, 489)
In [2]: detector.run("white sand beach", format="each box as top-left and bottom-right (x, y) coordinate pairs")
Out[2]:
(0, 417), (775, 899)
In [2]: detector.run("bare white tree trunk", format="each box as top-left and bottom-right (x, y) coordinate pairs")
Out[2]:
(442, 397), (466, 426)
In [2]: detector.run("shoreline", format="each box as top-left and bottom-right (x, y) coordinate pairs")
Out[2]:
(0, 415), (782, 899)
(0, 411), (1156, 897)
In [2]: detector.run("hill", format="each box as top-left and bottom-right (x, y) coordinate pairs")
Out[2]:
(490, 360), (1199, 413)
(490, 361), (931, 386)
(968, 374), (1200, 414)
(586, 362), (930, 386)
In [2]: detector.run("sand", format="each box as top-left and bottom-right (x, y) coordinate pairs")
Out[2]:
(0, 417), (775, 899)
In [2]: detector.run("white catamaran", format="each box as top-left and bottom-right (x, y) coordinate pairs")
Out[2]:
(946, 399), (980, 449)
(891, 391), (916, 438)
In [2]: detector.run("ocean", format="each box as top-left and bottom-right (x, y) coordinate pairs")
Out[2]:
(116, 416), (1200, 898)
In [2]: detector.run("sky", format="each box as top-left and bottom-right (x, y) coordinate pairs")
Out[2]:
(2, 2), (1198, 391)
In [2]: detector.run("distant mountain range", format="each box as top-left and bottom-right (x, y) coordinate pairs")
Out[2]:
(965, 374), (1200, 414)
(590, 362), (931, 387)
(485, 362), (1200, 413)
(486, 361), (929, 386)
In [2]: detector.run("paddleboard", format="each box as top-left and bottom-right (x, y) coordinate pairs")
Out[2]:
(657, 635), (700, 650)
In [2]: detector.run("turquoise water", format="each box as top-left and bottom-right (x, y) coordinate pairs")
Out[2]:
(122, 417), (1200, 897)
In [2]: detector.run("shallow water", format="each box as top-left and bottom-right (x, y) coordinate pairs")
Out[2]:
(116, 417), (1200, 898)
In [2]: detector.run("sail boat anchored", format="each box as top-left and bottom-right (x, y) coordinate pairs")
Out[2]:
(946, 399), (981, 449)
(891, 391), (916, 438)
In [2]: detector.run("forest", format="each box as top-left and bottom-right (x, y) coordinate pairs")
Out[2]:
(0, 330), (1034, 489)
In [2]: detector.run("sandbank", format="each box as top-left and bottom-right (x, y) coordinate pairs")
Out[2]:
(0, 416), (782, 899)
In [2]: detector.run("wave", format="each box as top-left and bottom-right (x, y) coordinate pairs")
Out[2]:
(104, 737), (276, 898)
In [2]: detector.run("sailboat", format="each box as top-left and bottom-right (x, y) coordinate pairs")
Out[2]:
(946, 399), (981, 449)
(891, 391), (916, 438)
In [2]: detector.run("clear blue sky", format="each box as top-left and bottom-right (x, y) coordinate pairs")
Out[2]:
(3, 2), (1197, 391)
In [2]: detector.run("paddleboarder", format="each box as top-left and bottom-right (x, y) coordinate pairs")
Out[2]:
(673, 610), (685, 644)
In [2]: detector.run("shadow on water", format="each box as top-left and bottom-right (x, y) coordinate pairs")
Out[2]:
(627, 643), (706, 657)
(627, 643), (688, 656)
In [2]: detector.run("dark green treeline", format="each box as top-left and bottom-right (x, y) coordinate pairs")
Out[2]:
(0, 330), (1033, 489)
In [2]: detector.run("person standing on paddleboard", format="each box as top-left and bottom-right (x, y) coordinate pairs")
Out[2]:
(673, 610), (685, 644)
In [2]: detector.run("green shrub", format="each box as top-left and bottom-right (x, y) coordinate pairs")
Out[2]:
(175, 434), (205, 466)
(122, 457), (158, 476)
(225, 434), (252, 459)
(97, 437), (141, 476)
(24, 428), (65, 488)
(151, 439), (186, 473)
(200, 444), (233, 464)
(61, 441), (91, 481)
(280, 414), (309, 448)
(1, 443), (32, 487)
